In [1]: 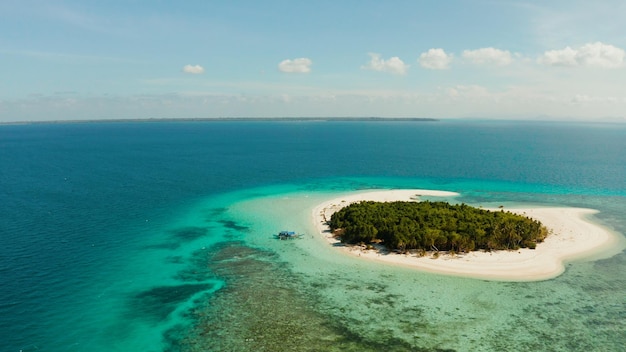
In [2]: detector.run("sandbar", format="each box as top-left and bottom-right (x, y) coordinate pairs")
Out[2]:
(312, 189), (624, 281)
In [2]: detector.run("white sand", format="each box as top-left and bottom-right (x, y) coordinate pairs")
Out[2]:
(312, 189), (624, 281)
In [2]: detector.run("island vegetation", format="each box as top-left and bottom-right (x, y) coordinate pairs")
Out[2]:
(328, 201), (548, 253)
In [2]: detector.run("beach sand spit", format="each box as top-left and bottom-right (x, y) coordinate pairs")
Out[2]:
(312, 189), (624, 281)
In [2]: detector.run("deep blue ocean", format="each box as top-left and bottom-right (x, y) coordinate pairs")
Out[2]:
(1, 120), (625, 351)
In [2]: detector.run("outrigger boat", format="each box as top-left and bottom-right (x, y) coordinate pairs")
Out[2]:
(274, 230), (302, 240)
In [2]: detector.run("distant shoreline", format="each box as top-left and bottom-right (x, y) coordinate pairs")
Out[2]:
(312, 189), (624, 281)
(0, 117), (438, 126)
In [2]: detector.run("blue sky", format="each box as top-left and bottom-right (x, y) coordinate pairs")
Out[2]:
(1, 0), (625, 121)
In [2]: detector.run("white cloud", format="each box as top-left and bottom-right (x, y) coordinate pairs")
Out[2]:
(539, 42), (625, 68)
(462, 47), (513, 66)
(418, 48), (452, 70)
(361, 53), (409, 75)
(278, 58), (312, 73)
(539, 47), (581, 67)
(183, 64), (205, 74)
(577, 42), (625, 68)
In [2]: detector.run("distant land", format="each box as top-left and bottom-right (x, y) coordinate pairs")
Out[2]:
(0, 117), (438, 125)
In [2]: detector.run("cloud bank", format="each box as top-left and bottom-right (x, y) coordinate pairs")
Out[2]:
(5, 89), (625, 123)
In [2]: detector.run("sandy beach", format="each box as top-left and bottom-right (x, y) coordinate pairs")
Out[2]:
(312, 189), (623, 281)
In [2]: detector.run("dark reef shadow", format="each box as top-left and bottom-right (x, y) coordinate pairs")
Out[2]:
(128, 283), (214, 322)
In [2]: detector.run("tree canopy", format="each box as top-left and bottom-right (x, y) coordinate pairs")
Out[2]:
(328, 201), (548, 253)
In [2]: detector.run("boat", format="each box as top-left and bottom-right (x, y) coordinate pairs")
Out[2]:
(274, 230), (301, 240)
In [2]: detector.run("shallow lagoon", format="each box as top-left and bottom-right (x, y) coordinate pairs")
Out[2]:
(165, 181), (625, 351)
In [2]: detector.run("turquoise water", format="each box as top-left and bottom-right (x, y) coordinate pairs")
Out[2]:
(1, 120), (624, 351)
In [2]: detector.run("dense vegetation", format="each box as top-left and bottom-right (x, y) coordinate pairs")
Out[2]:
(329, 201), (548, 253)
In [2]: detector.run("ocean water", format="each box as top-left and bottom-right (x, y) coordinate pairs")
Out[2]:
(0, 120), (625, 351)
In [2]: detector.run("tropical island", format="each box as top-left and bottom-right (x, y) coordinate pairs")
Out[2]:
(312, 189), (622, 281)
(329, 201), (548, 254)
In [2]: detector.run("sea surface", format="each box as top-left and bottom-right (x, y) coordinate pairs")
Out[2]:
(1, 119), (625, 351)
